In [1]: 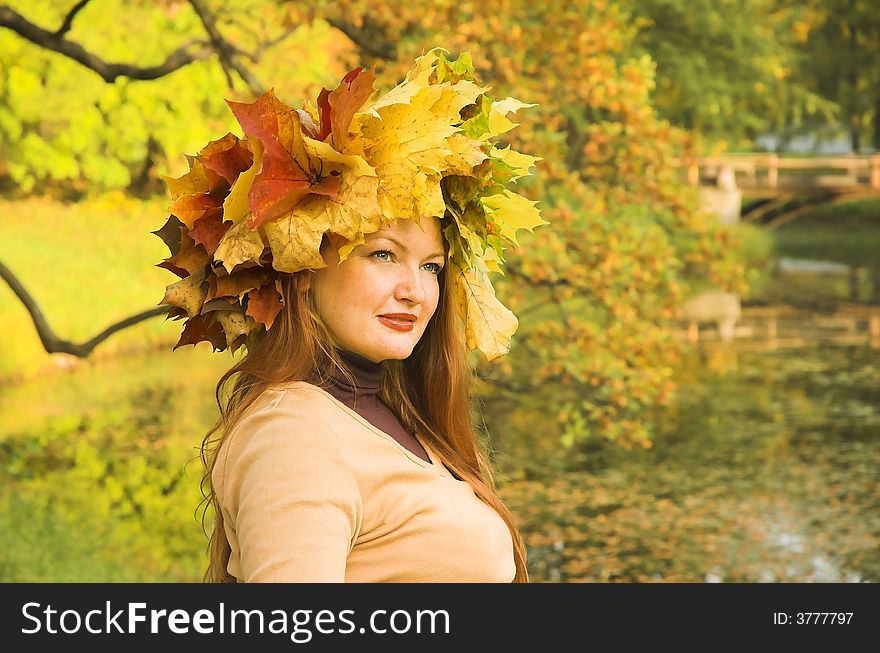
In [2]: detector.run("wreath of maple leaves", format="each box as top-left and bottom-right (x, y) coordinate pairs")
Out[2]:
(154, 48), (545, 361)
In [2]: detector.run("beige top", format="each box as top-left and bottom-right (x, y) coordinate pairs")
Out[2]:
(213, 381), (516, 582)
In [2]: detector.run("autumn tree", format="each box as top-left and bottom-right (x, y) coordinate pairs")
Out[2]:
(1, 0), (747, 450)
(277, 0), (748, 449)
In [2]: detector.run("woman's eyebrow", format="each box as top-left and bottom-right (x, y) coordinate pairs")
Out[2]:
(370, 234), (445, 260)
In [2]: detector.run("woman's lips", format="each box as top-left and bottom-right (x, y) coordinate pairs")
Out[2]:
(378, 315), (415, 332)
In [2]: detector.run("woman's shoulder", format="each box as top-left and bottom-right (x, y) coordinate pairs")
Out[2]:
(213, 382), (362, 515)
(214, 382), (350, 486)
(233, 381), (341, 431)
(258, 380), (342, 414)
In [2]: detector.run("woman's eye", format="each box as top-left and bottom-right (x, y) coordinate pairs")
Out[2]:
(371, 250), (442, 274)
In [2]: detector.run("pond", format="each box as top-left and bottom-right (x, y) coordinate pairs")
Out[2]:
(1, 340), (876, 582)
(497, 343), (879, 582)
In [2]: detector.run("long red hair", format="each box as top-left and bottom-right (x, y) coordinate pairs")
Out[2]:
(198, 229), (529, 582)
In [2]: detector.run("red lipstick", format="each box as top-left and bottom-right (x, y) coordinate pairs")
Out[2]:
(378, 313), (416, 332)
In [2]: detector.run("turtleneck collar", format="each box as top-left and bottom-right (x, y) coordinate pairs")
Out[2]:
(326, 347), (384, 409)
(317, 347), (432, 466)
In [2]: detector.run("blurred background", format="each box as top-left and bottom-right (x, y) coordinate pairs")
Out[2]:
(0, 0), (877, 582)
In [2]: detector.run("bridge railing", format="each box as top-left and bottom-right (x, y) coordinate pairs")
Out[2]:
(671, 154), (880, 190)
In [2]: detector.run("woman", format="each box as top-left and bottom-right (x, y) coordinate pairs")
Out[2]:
(155, 48), (543, 583)
(203, 215), (527, 582)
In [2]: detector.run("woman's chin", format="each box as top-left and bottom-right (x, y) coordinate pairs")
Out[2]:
(369, 339), (418, 362)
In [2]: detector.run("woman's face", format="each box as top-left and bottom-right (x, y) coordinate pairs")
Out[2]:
(309, 217), (446, 363)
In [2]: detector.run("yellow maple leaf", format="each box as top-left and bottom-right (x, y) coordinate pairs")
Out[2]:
(162, 158), (223, 202)
(216, 310), (259, 349)
(160, 268), (207, 318)
(351, 73), (484, 223)
(490, 145), (541, 180)
(263, 196), (331, 272)
(486, 97), (537, 140)
(214, 219), (265, 273)
(222, 138), (263, 226)
(480, 189), (547, 246)
(452, 264), (518, 361)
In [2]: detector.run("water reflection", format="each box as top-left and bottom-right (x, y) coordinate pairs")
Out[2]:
(0, 344), (876, 582)
(496, 345), (879, 582)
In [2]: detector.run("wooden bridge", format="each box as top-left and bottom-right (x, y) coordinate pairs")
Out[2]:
(673, 304), (880, 350)
(673, 154), (880, 227)
(678, 154), (880, 194)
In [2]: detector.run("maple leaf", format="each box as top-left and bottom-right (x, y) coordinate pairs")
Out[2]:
(363, 48), (441, 114)
(227, 90), (341, 229)
(222, 139), (263, 226)
(262, 198), (330, 272)
(162, 158), (226, 202)
(167, 192), (224, 230)
(173, 312), (226, 351)
(461, 96), (538, 142)
(197, 132), (254, 185)
(207, 266), (270, 300)
(489, 145), (541, 181)
(262, 134), (381, 269)
(352, 76), (483, 222)
(480, 189), (547, 246)
(245, 280), (284, 329)
(214, 218), (266, 273)
(151, 215), (185, 257)
(160, 268), (207, 318)
(163, 149), (231, 239)
(216, 310), (259, 351)
(157, 225), (209, 278)
(189, 209), (232, 255)
(451, 264), (518, 361)
(434, 50), (476, 84)
(316, 66), (377, 151)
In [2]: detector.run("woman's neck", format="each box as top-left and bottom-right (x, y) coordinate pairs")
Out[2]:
(324, 347), (384, 410)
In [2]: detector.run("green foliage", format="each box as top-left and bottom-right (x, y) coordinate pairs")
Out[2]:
(0, 0), (350, 194)
(781, 0), (880, 151)
(730, 222), (776, 300)
(623, 0), (836, 148)
(773, 200), (880, 268)
(0, 346), (233, 581)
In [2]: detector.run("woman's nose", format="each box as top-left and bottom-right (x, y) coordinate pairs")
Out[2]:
(394, 265), (427, 304)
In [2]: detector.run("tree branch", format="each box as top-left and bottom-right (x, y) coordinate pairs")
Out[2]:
(0, 4), (215, 82)
(187, 0), (264, 95)
(232, 28), (298, 63)
(505, 262), (573, 289)
(54, 0), (91, 38)
(0, 259), (167, 357)
(324, 15), (397, 61)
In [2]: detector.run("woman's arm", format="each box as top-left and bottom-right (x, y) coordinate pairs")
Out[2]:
(215, 397), (363, 582)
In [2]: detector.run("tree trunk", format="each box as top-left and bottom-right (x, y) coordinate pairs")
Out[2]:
(131, 135), (162, 197)
(849, 265), (861, 302)
(871, 266), (880, 304)
(847, 10), (861, 153)
(874, 70), (880, 152)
